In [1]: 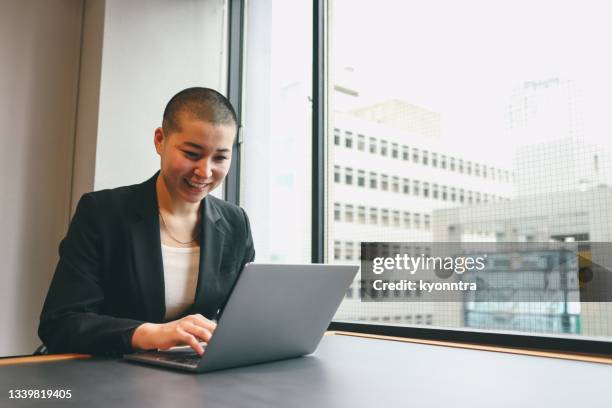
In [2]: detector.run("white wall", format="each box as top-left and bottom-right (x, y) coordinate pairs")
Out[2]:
(74, 0), (229, 202)
(0, 0), (228, 356)
(0, 0), (83, 355)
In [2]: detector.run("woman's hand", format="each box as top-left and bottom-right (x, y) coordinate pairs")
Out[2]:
(131, 314), (217, 355)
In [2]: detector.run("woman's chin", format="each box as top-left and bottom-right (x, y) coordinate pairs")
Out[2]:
(181, 190), (208, 203)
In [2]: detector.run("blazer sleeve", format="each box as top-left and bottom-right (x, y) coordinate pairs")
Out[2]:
(240, 207), (256, 268)
(38, 194), (144, 355)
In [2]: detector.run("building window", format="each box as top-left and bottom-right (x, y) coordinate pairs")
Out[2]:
(357, 205), (366, 224)
(476, 191), (481, 204)
(334, 165), (341, 183)
(345, 241), (354, 260)
(344, 131), (353, 148)
(450, 157), (456, 171)
(334, 128), (340, 146)
(380, 140), (388, 156)
(357, 134), (365, 151)
(369, 137), (377, 154)
(412, 148), (419, 163)
(402, 178), (410, 194)
(334, 240), (341, 260)
(414, 213), (421, 229)
(344, 167), (353, 185)
(357, 170), (365, 187)
(440, 154), (447, 169)
(466, 161), (472, 175)
(442, 185), (448, 201)
(422, 150), (429, 165)
(451, 187), (457, 202)
(413, 180), (420, 196)
(423, 182), (430, 198)
(369, 207), (378, 225)
(391, 176), (399, 193)
(403, 211), (411, 228)
(483, 193), (489, 203)
(424, 214), (431, 230)
(369, 172), (378, 189)
(401, 145), (409, 161)
(475, 163), (481, 177)
(345, 204), (354, 222)
(391, 143), (399, 159)
(334, 202), (341, 221)
(392, 210), (400, 226)
(432, 152), (438, 167)
(432, 183), (439, 199)
(458, 159), (464, 173)
(459, 189), (465, 203)
(381, 174), (389, 191)
(381, 208), (389, 226)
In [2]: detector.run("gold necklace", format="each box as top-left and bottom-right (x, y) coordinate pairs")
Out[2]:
(159, 211), (199, 245)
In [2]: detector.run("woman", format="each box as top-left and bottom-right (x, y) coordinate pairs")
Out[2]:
(38, 88), (255, 356)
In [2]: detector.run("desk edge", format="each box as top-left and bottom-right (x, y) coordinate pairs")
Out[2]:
(326, 331), (612, 365)
(0, 354), (91, 366)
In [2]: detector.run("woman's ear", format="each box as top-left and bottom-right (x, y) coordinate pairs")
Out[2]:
(154, 127), (165, 155)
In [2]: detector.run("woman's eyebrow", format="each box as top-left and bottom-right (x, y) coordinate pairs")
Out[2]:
(182, 142), (203, 149)
(182, 142), (231, 153)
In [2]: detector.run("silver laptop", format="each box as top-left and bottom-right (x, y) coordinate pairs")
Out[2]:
(124, 263), (359, 373)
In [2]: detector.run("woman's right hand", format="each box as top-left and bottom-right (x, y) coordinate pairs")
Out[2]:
(131, 314), (217, 355)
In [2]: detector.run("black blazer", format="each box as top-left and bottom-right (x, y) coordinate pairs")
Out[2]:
(38, 173), (255, 355)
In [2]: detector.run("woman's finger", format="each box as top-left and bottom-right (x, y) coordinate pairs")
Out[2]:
(183, 321), (213, 343)
(177, 327), (204, 355)
(188, 314), (217, 332)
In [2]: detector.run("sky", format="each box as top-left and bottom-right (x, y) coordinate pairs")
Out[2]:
(330, 0), (612, 164)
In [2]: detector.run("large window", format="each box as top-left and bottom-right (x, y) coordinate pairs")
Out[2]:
(242, 0), (312, 263)
(327, 0), (612, 342)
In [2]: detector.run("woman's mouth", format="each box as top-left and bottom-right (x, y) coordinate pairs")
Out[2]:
(184, 179), (211, 191)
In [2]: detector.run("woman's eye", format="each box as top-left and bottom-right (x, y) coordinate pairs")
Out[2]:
(214, 156), (229, 161)
(183, 151), (199, 159)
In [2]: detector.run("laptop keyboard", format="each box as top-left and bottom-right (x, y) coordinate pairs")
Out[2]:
(153, 353), (202, 366)
(135, 345), (206, 367)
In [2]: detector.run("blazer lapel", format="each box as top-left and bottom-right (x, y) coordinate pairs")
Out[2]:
(129, 174), (166, 322)
(190, 196), (226, 318)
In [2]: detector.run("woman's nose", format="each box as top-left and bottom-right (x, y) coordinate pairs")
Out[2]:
(194, 159), (213, 179)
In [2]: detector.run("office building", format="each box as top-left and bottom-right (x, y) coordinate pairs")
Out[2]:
(329, 86), (514, 326)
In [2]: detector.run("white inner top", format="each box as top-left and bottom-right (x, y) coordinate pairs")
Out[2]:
(161, 244), (200, 321)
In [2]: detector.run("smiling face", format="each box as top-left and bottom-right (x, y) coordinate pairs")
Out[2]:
(155, 113), (236, 204)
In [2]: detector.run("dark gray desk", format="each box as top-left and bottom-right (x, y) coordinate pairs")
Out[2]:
(1, 334), (610, 407)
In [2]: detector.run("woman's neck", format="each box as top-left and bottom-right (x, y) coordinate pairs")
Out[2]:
(156, 176), (200, 217)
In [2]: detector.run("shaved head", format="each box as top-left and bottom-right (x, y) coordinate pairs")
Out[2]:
(162, 87), (238, 135)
